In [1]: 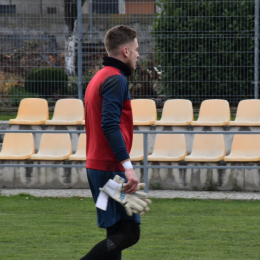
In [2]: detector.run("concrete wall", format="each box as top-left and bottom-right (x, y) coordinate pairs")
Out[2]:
(0, 0), (157, 15)
(0, 160), (89, 189)
(135, 161), (260, 192)
(1, 160), (260, 191)
(0, 7), (155, 58)
(0, 0), (65, 15)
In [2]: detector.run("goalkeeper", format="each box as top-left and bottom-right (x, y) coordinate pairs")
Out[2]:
(80, 25), (147, 260)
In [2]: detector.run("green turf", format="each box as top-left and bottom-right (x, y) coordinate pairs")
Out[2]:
(0, 113), (53, 121)
(0, 194), (260, 259)
(0, 114), (17, 120)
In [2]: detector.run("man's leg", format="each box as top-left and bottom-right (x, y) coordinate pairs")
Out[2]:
(80, 219), (140, 260)
(106, 224), (121, 260)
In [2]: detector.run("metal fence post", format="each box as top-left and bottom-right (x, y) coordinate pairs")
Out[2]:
(254, 0), (259, 99)
(77, 0), (83, 101)
(143, 133), (148, 193)
(90, 0), (93, 44)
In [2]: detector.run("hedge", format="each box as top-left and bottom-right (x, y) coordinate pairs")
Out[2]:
(152, 0), (256, 104)
(24, 68), (68, 98)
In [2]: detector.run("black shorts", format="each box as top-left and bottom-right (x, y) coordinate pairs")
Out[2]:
(87, 168), (141, 229)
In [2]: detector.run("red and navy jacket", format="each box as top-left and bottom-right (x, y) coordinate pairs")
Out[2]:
(84, 56), (133, 171)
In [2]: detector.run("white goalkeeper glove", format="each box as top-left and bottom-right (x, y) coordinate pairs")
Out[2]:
(112, 175), (152, 216)
(100, 178), (149, 216)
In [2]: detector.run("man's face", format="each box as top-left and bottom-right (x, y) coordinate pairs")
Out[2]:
(126, 38), (139, 72)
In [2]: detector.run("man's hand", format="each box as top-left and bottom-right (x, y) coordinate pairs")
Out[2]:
(100, 179), (148, 216)
(123, 168), (138, 194)
(113, 175), (152, 216)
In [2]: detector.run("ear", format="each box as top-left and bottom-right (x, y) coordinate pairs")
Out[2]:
(122, 46), (129, 58)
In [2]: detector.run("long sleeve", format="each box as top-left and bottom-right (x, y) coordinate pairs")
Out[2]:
(101, 75), (130, 163)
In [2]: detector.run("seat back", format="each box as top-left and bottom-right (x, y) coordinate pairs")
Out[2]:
(52, 99), (84, 121)
(14, 98), (49, 120)
(229, 135), (260, 157)
(1, 133), (35, 155)
(152, 134), (187, 157)
(75, 134), (86, 155)
(131, 99), (157, 124)
(69, 134), (86, 160)
(191, 134), (226, 157)
(197, 99), (230, 122)
(38, 134), (72, 156)
(161, 99), (193, 122)
(234, 100), (260, 122)
(130, 134), (143, 160)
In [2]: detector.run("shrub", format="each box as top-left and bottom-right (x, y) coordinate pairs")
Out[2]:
(7, 86), (37, 107)
(24, 68), (68, 98)
(152, 0), (255, 104)
(67, 76), (93, 96)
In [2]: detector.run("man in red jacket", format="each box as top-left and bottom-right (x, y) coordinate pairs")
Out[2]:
(80, 25), (140, 260)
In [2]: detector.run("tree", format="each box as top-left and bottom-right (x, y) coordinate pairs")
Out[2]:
(64, 0), (87, 76)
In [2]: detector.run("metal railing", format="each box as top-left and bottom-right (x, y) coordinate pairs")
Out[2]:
(2, 129), (260, 192)
(0, 0), (259, 109)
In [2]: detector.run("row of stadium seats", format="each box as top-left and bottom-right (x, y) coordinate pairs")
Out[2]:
(10, 98), (260, 126)
(138, 98), (260, 126)
(0, 133), (86, 161)
(9, 98), (85, 125)
(132, 134), (260, 162)
(1, 133), (260, 162)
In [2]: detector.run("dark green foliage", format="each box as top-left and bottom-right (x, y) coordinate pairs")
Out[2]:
(7, 86), (37, 107)
(24, 68), (68, 97)
(67, 75), (93, 96)
(152, 0), (255, 104)
(203, 178), (219, 191)
(232, 179), (243, 191)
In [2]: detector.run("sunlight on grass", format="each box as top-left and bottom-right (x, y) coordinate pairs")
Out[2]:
(0, 195), (259, 259)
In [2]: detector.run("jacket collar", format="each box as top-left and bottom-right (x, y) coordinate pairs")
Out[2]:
(102, 56), (132, 77)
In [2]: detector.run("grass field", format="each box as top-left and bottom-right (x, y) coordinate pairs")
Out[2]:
(0, 194), (260, 260)
(0, 114), (17, 120)
(0, 113), (53, 121)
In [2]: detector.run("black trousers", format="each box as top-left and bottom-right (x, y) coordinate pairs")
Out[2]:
(80, 219), (140, 260)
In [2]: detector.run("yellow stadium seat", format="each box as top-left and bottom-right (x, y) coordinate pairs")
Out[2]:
(0, 133), (35, 160)
(130, 134), (144, 161)
(9, 98), (49, 125)
(224, 135), (260, 162)
(191, 99), (230, 126)
(45, 99), (84, 125)
(131, 99), (157, 125)
(148, 134), (187, 161)
(69, 134), (86, 161)
(155, 99), (193, 126)
(229, 100), (260, 126)
(185, 134), (225, 162)
(31, 134), (72, 160)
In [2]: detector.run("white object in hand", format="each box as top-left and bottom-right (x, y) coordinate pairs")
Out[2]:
(100, 179), (148, 216)
(113, 175), (152, 216)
